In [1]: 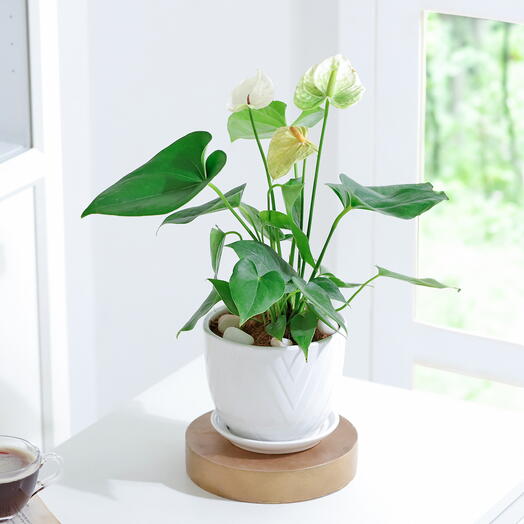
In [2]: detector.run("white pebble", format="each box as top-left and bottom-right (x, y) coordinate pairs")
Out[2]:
(218, 314), (240, 333)
(223, 327), (254, 345)
(270, 337), (293, 347)
(317, 320), (336, 336)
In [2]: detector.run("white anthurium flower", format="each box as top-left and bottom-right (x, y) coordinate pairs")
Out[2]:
(294, 54), (364, 110)
(267, 126), (318, 180)
(228, 70), (274, 112)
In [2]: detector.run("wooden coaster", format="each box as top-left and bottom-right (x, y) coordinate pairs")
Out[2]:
(185, 411), (358, 503)
(12, 496), (60, 523)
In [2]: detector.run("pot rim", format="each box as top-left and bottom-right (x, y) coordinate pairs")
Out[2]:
(203, 306), (339, 351)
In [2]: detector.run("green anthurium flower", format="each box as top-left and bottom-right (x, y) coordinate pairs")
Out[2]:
(294, 54), (364, 110)
(267, 126), (317, 180)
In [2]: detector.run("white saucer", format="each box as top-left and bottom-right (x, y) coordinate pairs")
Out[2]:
(210, 411), (340, 454)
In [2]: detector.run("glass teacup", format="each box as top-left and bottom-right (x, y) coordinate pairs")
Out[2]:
(0, 435), (62, 521)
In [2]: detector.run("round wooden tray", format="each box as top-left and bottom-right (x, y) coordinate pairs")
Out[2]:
(185, 411), (358, 503)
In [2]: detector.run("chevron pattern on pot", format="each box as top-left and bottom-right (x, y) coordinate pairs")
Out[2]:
(205, 310), (346, 441)
(268, 342), (339, 435)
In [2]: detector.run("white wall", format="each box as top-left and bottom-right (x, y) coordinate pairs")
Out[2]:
(0, 187), (42, 445)
(336, 2), (377, 379)
(58, 0), (343, 434)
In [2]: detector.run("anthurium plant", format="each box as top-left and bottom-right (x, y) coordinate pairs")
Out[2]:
(82, 54), (458, 359)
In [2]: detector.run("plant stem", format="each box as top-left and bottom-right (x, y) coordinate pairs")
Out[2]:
(300, 159), (306, 229)
(224, 230), (243, 241)
(298, 159), (307, 277)
(289, 164), (299, 268)
(248, 108), (277, 211)
(305, 100), (330, 240)
(336, 274), (380, 311)
(310, 207), (351, 280)
(293, 160), (308, 307)
(208, 183), (258, 241)
(248, 108), (281, 255)
(242, 211), (263, 242)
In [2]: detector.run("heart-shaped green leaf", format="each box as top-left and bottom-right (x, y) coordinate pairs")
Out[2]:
(160, 184), (245, 226)
(327, 174), (448, 220)
(210, 227), (226, 277)
(311, 277), (346, 302)
(228, 240), (297, 281)
(230, 259), (286, 324)
(265, 227), (293, 242)
(208, 279), (239, 315)
(266, 314), (287, 340)
(290, 308), (318, 359)
(239, 204), (291, 242)
(292, 276), (346, 332)
(292, 106), (324, 128)
(377, 266), (460, 290)
(259, 211), (315, 267)
(239, 203), (264, 235)
(279, 177), (304, 225)
(228, 101), (324, 143)
(227, 101), (287, 141)
(318, 270), (362, 289)
(82, 131), (226, 217)
(209, 228), (243, 278)
(177, 289), (220, 337)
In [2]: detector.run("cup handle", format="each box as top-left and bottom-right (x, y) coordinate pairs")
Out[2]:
(31, 452), (63, 498)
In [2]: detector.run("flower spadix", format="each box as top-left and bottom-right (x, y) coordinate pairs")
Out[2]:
(294, 54), (364, 110)
(267, 126), (317, 180)
(228, 70), (274, 112)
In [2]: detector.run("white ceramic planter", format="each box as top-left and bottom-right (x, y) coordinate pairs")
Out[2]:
(204, 308), (345, 442)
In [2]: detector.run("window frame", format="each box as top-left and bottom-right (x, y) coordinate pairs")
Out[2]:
(0, 0), (32, 164)
(338, 0), (524, 389)
(0, 0), (71, 448)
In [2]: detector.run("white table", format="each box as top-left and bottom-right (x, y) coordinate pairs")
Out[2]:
(42, 357), (524, 523)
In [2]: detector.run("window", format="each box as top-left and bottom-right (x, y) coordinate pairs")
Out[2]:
(0, 0), (31, 163)
(417, 13), (524, 346)
(413, 12), (524, 408)
(0, 0), (70, 448)
(414, 364), (524, 412)
(364, 0), (524, 394)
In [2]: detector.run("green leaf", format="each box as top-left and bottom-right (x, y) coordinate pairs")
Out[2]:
(311, 277), (346, 302)
(284, 280), (298, 293)
(210, 227), (226, 277)
(292, 106), (324, 128)
(227, 101), (287, 141)
(290, 308), (318, 359)
(230, 259), (286, 324)
(227, 101), (323, 142)
(280, 177), (304, 223)
(160, 184), (245, 225)
(376, 266), (460, 290)
(318, 271), (361, 289)
(208, 279), (239, 315)
(82, 131), (226, 217)
(238, 203), (264, 235)
(238, 205), (292, 242)
(177, 289), (220, 337)
(259, 210), (315, 267)
(291, 198), (302, 229)
(266, 314), (287, 340)
(265, 227), (293, 242)
(228, 240), (297, 281)
(291, 276), (346, 332)
(327, 174), (448, 219)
